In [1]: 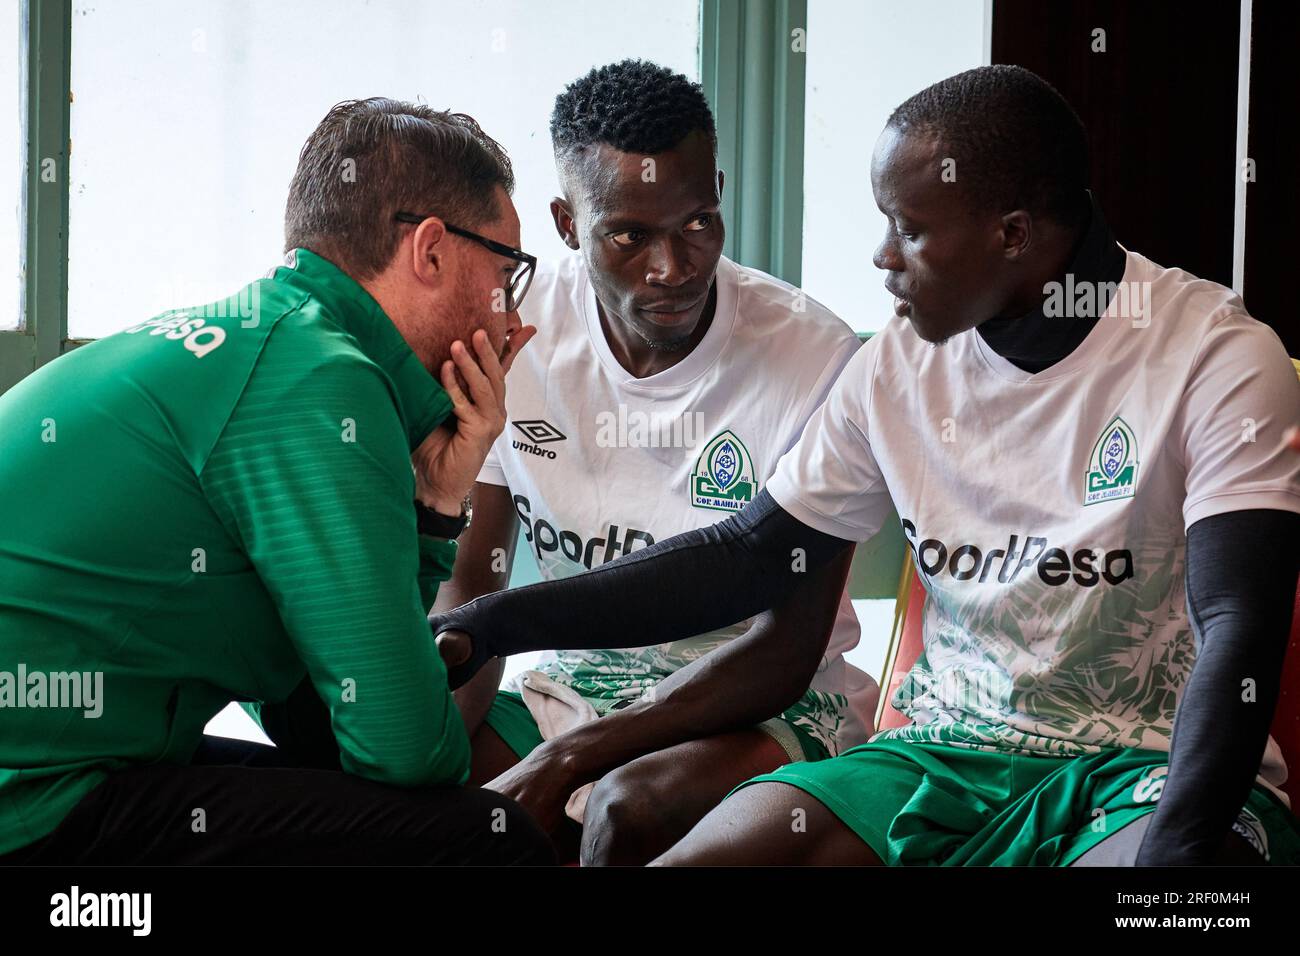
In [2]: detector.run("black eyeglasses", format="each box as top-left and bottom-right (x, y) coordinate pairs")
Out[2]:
(394, 212), (536, 313)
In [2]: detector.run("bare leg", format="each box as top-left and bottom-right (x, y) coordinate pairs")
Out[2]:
(467, 723), (521, 788)
(580, 729), (792, 866)
(651, 780), (884, 866)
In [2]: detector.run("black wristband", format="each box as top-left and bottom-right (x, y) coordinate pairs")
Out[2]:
(414, 499), (468, 539)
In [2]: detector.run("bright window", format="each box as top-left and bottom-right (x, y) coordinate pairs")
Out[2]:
(802, 0), (986, 333)
(68, 0), (699, 340)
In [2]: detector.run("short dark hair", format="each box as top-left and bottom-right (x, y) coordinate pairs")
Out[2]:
(887, 65), (1088, 227)
(284, 98), (515, 279)
(550, 59), (716, 166)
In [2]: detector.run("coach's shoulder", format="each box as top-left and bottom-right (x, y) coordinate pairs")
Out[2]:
(251, 299), (398, 409)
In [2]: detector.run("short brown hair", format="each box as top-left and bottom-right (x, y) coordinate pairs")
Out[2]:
(284, 98), (515, 279)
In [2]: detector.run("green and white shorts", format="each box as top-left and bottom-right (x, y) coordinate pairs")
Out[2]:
(484, 682), (849, 765)
(730, 736), (1300, 866)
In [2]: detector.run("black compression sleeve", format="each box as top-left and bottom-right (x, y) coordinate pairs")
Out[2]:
(429, 489), (854, 688)
(1136, 509), (1300, 865)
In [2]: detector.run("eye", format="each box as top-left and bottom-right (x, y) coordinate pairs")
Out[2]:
(610, 230), (644, 248)
(684, 213), (713, 232)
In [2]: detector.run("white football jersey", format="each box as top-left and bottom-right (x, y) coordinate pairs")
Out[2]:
(767, 250), (1300, 789)
(480, 253), (874, 750)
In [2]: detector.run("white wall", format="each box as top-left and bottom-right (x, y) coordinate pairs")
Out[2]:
(802, 0), (988, 333)
(67, 0), (699, 340)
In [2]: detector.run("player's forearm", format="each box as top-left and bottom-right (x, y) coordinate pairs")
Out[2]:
(432, 482), (518, 613)
(432, 490), (852, 685)
(454, 657), (506, 736)
(1137, 510), (1298, 864)
(434, 482), (518, 718)
(416, 534), (458, 612)
(540, 552), (851, 784)
(1138, 631), (1280, 863)
(540, 613), (807, 782)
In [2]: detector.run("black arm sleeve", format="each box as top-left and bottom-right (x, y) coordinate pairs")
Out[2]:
(429, 489), (855, 688)
(1136, 509), (1300, 865)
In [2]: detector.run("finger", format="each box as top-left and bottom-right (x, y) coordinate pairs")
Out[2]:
(435, 630), (473, 667)
(439, 358), (470, 412)
(471, 329), (507, 406)
(500, 325), (537, 376)
(451, 338), (494, 410)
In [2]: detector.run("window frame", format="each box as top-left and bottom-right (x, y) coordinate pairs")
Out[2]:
(701, 0), (807, 286)
(1, 0), (808, 392)
(1, 0), (73, 395)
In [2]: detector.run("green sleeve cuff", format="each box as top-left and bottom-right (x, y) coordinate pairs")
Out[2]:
(417, 535), (458, 611)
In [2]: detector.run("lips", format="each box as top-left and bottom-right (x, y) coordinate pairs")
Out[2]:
(640, 299), (701, 314)
(885, 281), (912, 317)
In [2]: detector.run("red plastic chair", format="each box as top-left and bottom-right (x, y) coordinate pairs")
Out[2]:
(876, 563), (926, 732)
(1270, 582), (1300, 814)
(876, 568), (1300, 816)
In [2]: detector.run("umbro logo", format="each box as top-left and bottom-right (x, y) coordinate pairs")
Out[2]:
(512, 420), (566, 460)
(513, 420), (567, 444)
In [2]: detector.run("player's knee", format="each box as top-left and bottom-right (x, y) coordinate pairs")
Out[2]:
(582, 764), (666, 864)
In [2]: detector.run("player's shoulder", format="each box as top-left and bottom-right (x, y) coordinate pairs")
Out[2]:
(512, 253), (588, 367)
(522, 253), (586, 316)
(1132, 251), (1291, 366)
(725, 257), (861, 366)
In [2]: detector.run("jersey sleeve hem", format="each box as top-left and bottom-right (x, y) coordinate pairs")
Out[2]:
(1184, 487), (1300, 530)
(766, 471), (879, 542)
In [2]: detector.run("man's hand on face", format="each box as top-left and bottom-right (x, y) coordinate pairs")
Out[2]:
(412, 325), (536, 514)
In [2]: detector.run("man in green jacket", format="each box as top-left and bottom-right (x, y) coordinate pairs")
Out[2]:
(0, 98), (548, 864)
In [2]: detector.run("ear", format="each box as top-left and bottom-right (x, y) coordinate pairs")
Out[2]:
(551, 197), (580, 250)
(717, 168), (725, 199)
(409, 216), (449, 286)
(999, 209), (1033, 261)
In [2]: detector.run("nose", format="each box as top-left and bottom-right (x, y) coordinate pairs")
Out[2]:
(645, 235), (695, 287)
(873, 231), (902, 273)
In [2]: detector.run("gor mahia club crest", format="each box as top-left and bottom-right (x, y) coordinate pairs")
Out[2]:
(1084, 415), (1139, 505)
(690, 429), (755, 512)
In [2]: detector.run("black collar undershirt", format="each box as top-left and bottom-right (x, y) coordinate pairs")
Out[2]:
(975, 192), (1128, 374)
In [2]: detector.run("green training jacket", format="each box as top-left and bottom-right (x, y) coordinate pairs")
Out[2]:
(0, 248), (469, 854)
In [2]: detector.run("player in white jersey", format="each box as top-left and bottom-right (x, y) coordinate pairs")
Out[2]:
(435, 66), (1300, 866)
(434, 61), (877, 864)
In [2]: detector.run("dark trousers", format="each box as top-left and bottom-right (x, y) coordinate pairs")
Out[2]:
(0, 735), (554, 865)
